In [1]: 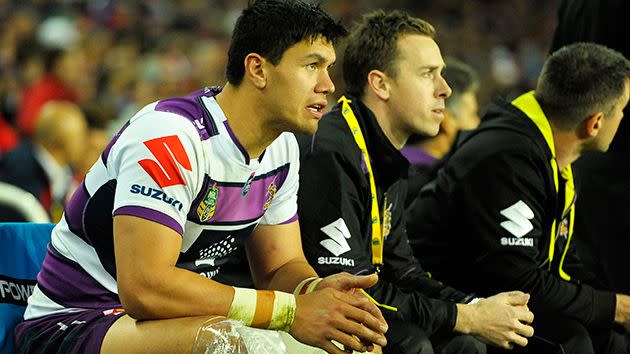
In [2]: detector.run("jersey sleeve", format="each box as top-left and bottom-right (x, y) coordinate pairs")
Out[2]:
(259, 133), (300, 225)
(107, 110), (203, 236)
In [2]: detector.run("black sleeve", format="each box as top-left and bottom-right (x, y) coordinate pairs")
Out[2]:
(452, 151), (615, 329)
(298, 149), (459, 335)
(381, 185), (472, 303)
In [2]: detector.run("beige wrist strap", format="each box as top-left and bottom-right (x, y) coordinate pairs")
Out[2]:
(227, 287), (296, 332)
(293, 277), (323, 296)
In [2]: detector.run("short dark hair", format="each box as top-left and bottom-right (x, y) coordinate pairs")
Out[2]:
(535, 42), (630, 130)
(343, 10), (435, 97)
(443, 57), (479, 115)
(226, 0), (347, 86)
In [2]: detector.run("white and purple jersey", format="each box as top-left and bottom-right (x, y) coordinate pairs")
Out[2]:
(25, 87), (300, 319)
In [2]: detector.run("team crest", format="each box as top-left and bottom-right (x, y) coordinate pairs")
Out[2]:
(558, 218), (569, 240)
(197, 182), (219, 222)
(241, 172), (255, 198)
(382, 199), (392, 239)
(263, 180), (277, 210)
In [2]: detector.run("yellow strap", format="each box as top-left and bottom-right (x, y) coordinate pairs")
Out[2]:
(360, 289), (398, 312)
(338, 96), (384, 266)
(511, 91), (575, 281)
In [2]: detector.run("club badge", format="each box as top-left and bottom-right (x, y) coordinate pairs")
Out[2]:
(263, 179), (277, 210)
(559, 218), (569, 240)
(197, 182), (219, 222)
(241, 172), (255, 198)
(382, 198), (392, 240)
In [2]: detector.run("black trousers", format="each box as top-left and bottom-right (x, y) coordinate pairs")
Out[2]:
(488, 316), (629, 354)
(384, 320), (486, 354)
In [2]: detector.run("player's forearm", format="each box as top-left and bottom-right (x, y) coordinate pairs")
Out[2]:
(118, 266), (234, 320)
(259, 258), (318, 293)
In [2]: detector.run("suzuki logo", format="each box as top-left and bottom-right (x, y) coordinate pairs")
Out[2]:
(138, 135), (192, 188)
(320, 218), (352, 256)
(499, 200), (534, 237)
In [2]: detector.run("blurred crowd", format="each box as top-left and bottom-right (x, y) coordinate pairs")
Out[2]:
(0, 0), (560, 220)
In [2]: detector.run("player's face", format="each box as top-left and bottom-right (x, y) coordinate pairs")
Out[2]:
(264, 36), (336, 135)
(591, 81), (629, 152)
(387, 34), (452, 138)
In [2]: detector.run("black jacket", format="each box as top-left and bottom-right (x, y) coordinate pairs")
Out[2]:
(0, 140), (52, 213)
(406, 93), (616, 329)
(297, 96), (473, 336)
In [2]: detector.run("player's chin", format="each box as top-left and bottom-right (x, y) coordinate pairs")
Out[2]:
(416, 124), (439, 138)
(292, 120), (320, 135)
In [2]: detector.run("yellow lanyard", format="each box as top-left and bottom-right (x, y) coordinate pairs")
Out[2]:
(512, 91), (576, 280)
(338, 96), (384, 267)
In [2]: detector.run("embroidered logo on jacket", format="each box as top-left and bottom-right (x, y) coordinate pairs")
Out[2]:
(382, 201), (393, 239)
(318, 218), (356, 267)
(320, 218), (352, 256)
(499, 200), (534, 246)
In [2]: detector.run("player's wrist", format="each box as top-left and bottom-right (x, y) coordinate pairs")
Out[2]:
(454, 303), (475, 335)
(293, 276), (323, 296)
(227, 287), (296, 332)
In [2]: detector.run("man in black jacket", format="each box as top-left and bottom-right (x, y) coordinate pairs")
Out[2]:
(551, 0), (630, 296)
(297, 10), (534, 354)
(406, 43), (630, 353)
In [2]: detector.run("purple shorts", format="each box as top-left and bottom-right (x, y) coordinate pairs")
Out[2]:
(14, 308), (125, 354)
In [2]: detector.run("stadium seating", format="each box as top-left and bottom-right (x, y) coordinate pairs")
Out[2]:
(0, 223), (53, 354)
(0, 183), (50, 223)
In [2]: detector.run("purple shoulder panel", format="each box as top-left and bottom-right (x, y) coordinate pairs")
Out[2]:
(155, 87), (223, 141)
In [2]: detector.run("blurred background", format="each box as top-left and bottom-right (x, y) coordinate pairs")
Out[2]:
(0, 0), (561, 223)
(0, 0), (560, 139)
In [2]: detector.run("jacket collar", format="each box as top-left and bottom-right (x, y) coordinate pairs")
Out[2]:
(341, 95), (410, 188)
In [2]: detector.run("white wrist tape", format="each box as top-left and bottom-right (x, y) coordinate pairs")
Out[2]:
(227, 287), (296, 332)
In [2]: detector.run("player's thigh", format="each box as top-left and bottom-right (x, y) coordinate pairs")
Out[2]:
(101, 314), (224, 354)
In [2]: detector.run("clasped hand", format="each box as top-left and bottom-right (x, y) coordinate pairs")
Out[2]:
(290, 273), (388, 354)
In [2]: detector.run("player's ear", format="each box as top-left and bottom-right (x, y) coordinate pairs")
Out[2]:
(244, 53), (267, 89)
(367, 70), (391, 100)
(583, 111), (604, 138)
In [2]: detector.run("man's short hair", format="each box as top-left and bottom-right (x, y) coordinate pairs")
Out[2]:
(443, 58), (479, 116)
(226, 0), (347, 86)
(343, 10), (435, 97)
(535, 42), (630, 130)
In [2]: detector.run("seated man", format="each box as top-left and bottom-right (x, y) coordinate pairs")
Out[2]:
(401, 57), (480, 166)
(406, 42), (630, 353)
(297, 10), (534, 354)
(15, 2), (388, 354)
(401, 58), (481, 207)
(0, 101), (88, 221)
